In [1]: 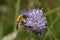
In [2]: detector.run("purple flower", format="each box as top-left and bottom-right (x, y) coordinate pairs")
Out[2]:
(21, 9), (47, 34)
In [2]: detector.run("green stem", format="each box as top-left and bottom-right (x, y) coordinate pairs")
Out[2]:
(14, 0), (21, 31)
(0, 14), (3, 39)
(44, 15), (59, 40)
(43, 7), (60, 40)
(44, 7), (60, 17)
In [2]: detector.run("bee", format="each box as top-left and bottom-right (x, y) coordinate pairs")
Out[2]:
(16, 14), (27, 31)
(16, 15), (24, 30)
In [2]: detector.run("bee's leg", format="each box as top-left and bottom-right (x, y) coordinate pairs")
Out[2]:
(16, 23), (18, 30)
(16, 21), (19, 30)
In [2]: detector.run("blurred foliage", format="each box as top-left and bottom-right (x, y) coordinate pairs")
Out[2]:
(0, 0), (60, 40)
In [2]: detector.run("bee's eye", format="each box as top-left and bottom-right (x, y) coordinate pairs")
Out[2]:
(23, 15), (28, 19)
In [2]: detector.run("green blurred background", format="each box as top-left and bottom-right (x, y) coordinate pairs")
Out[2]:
(0, 0), (60, 40)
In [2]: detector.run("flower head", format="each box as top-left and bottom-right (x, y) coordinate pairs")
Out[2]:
(20, 9), (47, 34)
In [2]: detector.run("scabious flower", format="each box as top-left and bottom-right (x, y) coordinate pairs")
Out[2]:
(20, 9), (47, 34)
